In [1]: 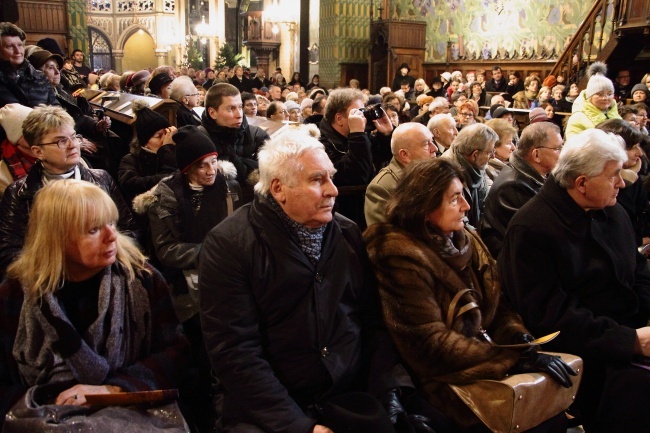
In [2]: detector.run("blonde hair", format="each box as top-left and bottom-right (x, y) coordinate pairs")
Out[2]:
(7, 180), (148, 302)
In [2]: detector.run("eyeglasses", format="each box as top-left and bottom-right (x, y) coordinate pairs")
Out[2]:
(280, 110), (288, 114)
(186, 93), (199, 97)
(537, 145), (563, 152)
(617, 75), (630, 79)
(39, 134), (83, 148)
(460, 112), (474, 117)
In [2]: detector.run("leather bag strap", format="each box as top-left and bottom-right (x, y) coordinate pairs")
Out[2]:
(446, 288), (479, 329)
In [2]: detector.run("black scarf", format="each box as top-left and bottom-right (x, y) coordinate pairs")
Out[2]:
(200, 111), (253, 162)
(168, 172), (228, 243)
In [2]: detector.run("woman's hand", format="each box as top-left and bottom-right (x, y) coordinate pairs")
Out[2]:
(163, 126), (177, 145)
(635, 327), (650, 356)
(55, 384), (123, 406)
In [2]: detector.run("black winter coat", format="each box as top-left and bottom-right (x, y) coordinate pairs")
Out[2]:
(118, 145), (177, 205)
(200, 112), (268, 203)
(198, 195), (406, 433)
(499, 175), (650, 430)
(0, 60), (58, 108)
(175, 104), (201, 128)
(479, 154), (545, 257)
(0, 162), (140, 276)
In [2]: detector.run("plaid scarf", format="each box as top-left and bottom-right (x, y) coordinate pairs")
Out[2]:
(1, 139), (36, 181)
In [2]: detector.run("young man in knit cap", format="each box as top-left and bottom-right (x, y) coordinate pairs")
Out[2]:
(565, 62), (621, 138)
(0, 103), (36, 197)
(118, 100), (177, 205)
(0, 105), (139, 277)
(201, 82), (269, 203)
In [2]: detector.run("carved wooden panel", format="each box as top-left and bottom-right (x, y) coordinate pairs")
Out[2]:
(16, 0), (68, 51)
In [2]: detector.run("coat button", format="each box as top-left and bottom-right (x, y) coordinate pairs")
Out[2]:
(315, 273), (323, 282)
(320, 347), (329, 357)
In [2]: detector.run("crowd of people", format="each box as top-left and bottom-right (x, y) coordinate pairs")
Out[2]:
(2, 19), (650, 433)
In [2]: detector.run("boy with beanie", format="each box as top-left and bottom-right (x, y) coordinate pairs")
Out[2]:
(117, 100), (177, 204)
(565, 62), (621, 138)
(0, 104), (37, 197)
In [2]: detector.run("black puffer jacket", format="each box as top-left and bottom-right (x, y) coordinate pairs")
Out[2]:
(0, 60), (58, 108)
(0, 162), (139, 276)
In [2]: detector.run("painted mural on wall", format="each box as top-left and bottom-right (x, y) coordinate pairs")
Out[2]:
(389, 0), (606, 63)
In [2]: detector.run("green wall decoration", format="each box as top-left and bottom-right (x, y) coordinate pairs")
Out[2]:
(389, 0), (603, 62)
(319, 0), (373, 83)
(67, 0), (88, 55)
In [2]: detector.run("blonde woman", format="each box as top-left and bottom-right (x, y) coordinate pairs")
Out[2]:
(0, 180), (188, 428)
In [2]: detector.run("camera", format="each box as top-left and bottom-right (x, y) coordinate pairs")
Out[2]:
(359, 103), (385, 122)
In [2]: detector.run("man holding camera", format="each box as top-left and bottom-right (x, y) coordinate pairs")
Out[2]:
(318, 88), (393, 225)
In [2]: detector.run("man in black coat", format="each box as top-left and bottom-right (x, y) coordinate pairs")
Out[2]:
(479, 122), (562, 257)
(499, 128), (650, 433)
(484, 65), (507, 93)
(317, 88), (393, 226)
(199, 128), (421, 433)
(201, 83), (268, 203)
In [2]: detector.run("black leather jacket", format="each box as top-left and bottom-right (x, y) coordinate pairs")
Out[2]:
(0, 162), (139, 276)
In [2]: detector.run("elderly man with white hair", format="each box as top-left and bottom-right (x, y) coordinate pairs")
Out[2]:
(500, 128), (650, 433)
(199, 127), (428, 433)
(427, 113), (457, 156)
(364, 122), (436, 226)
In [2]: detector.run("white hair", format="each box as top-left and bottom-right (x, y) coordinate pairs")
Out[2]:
(427, 113), (455, 132)
(254, 125), (326, 195)
(169, 76), (196, 101)
(452, 123), (498, 155)
(429, 97), (449, 113)
(552, 129), (627, 188)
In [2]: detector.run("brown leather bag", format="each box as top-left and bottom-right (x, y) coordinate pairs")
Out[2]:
(446, 289), (583, 433)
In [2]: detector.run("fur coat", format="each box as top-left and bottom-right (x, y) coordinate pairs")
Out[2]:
(364, 224), (529, 429)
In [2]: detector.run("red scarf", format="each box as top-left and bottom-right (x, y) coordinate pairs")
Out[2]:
(1, 139), (36, 181)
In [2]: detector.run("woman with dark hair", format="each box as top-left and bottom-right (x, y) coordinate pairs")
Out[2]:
(288, 71), (305, 88)
(305, 74), (320, 91)
(364, 158), (576, 432)
(0, 179), (189, 431)
(596, 119), (649, 247)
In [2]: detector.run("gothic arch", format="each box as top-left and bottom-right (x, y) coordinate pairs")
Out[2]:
(116, 24), (154, 51)
(87, 26), (113, 71)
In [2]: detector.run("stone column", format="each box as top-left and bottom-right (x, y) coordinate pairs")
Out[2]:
(112, 49), (124, 74)
(155, 49), (169, 66)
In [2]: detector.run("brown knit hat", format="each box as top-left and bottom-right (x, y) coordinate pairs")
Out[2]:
(542, 75), (557, 89)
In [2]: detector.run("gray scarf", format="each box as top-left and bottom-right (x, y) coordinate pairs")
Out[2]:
(13, 265), (151, 386)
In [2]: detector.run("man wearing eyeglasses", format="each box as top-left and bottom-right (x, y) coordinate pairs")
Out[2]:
(479, 122), (563, 257)
(500, 128), (650, 433)
(614, 69), (633, 102)
(0, 105), (138, 276)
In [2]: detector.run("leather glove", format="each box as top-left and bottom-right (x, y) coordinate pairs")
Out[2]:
(381, 388), (437, 433)
(40, 301), (82, 358)
(512, 352), (577, 388)
(514, 332), (538, 356)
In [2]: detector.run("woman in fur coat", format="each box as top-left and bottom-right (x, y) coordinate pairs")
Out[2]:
(363, 158), (576, 432)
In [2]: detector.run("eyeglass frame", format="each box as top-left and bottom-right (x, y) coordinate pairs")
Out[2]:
(536, 145), (563, 152)
(459, 111), (474, 117)
(38, 134), (83, 149)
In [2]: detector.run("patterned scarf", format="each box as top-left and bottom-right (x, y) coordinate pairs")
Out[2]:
(265, 194), (326, 265)
(13, 264), (151, 386)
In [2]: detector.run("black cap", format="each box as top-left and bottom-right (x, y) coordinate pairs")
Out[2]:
(174, 126), (218, 173)
(148, 73), (174, 95)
